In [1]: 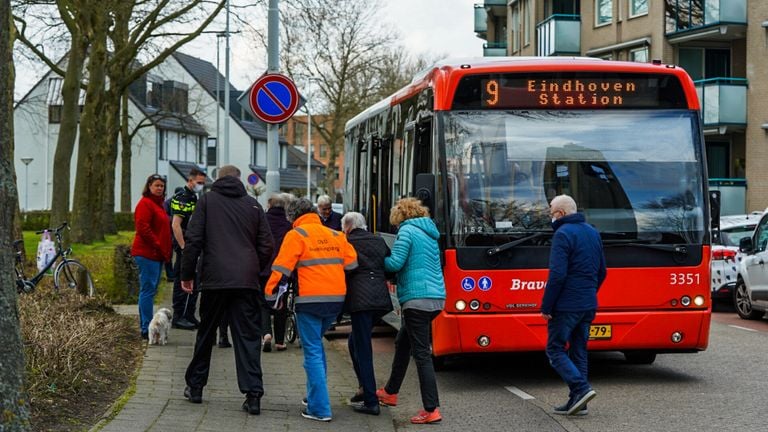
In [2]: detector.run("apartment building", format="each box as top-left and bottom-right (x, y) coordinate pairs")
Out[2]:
(283, 114), (345, 200)
(474, 0), (768, 213)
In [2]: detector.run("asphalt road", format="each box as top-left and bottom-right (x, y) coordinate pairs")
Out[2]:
(365, 307), (768, 431)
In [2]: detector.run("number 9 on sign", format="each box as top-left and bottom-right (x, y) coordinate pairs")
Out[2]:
(484, 79), (499, 106)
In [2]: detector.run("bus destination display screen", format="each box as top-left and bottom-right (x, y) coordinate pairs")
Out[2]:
(451, 72), (689, 110)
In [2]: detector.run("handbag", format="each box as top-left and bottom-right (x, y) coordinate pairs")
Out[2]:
(36, 230), (56, 272)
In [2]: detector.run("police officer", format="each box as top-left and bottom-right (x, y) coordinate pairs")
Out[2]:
(170, 167), (207, 330)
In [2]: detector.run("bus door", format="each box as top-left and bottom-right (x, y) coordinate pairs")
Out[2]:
(368, 134), (393, 232)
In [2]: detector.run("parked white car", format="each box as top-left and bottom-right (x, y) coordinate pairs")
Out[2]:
(711, 213), (761, 302)
(734, 210), (768, 319)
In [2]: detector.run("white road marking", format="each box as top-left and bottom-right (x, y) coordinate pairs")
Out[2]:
(505, 386), (535, 400)
(729, 324), (758, 332)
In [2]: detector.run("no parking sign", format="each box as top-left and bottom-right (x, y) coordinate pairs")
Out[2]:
(248, 73), (300, 124)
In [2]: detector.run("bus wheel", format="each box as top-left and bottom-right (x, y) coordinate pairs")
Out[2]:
(623, 351), (657, 365)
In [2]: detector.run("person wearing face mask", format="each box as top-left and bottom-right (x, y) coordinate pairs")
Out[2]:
(541, 195), (606, 416)
(170, 167), (208, 330)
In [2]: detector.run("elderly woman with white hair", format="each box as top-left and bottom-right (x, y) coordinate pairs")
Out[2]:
(341, 212), (393, 416)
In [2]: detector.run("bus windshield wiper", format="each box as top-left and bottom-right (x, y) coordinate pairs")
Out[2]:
(486, 232), (552, 256)
(603, 239), (689, 254)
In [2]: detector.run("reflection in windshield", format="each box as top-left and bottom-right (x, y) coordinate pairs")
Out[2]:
(443, 110), (704, 247)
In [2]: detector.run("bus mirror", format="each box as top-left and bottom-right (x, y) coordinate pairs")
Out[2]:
(414, 173), (435, 216)
(710, 190), (721, 231)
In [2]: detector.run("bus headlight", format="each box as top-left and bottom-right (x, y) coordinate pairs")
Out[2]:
(469, 299), (481, 310)
(693, 295), (705, 306)
(680, 296), (691, 307)
(671, 332), (683, 343)
(455, 300), (467, 311)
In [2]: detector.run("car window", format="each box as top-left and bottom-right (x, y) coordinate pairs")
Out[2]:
(720, 226), (756, 246)
(755, 217), (768, 253)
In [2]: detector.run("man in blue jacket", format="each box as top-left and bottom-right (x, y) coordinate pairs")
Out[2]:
(541, 195), (606, 416)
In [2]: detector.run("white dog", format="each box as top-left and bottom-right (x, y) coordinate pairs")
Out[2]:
(148, 308), (173, 345)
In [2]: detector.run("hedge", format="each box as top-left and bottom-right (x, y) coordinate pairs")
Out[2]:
(22, 211), (135, 232)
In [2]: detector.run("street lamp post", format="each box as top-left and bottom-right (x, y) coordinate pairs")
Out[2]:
(307, 105), (311, 200)
(21, 157), (33, 211)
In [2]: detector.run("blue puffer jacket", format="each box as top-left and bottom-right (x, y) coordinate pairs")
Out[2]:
(541, 213), (607, 314)
(385, 217), (446, 305)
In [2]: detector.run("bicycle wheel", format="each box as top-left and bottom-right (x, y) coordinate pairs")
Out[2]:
(54, 260), (95, 297)
(285, 313), (298, 344)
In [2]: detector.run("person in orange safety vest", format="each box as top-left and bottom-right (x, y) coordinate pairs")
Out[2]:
(265, 197), (357, 422)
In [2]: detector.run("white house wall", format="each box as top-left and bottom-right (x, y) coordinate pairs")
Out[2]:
(120, 102), (159, 211)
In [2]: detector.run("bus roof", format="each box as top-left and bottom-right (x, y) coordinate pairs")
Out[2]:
(345, 57), (698, 130)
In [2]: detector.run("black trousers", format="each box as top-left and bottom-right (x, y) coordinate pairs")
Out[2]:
(384, 308), (441, 411)
(172, 249), (198, 321)
(185, 289), (264, 396)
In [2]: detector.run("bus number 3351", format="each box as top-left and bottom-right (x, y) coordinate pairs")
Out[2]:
(669, 273), (701, 285)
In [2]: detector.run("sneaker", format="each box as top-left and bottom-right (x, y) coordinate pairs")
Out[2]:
(348, 390), (364, 405)
(301, 397), (308, 406)
(376, 388), (398, 406)
(218, 337), (232, 348)
(567, 389), (596, 415)
(301, 408), (331, 422)
(554, 402), (588, 416)
(353, 404), (380, 416)
(184, 386), (202, 404)
(172, 318), (197, 330)
(140, 331), (148, 340)
(410, 408), (442, 424)
(242, 396), (261, 415)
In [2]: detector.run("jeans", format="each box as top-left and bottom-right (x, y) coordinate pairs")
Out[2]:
(545, 310), (595, 397)
(186, 290), (264, 396)
(384, 308), (441, 412)
(135, 256), (163, 334)
(348, 311), (384, 407)
(295, 309), (338, 418)
(172, 249), (199, 322)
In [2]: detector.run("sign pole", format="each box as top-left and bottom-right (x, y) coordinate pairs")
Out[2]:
(266, 0), (280, 198)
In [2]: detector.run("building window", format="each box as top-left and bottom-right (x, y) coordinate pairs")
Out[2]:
(319, 143), (327, 158)
(523, 0), (531, 46)
(158, 130), (166, 161)
(207, 138), (217, 166)
(629, 0), (647, 17)
(630, 46), (648, 63)
(48, 105), (62, 124)
(596, 0), (612, 26)
(678, 48), (730, 81)
(511, 4), (520, 53)
(665, 0), (704, 33)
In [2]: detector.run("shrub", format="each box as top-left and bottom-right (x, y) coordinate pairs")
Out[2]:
(113, 244), (140, 303)
(20, 211), (135, 232)
(18, 287), (143, 430)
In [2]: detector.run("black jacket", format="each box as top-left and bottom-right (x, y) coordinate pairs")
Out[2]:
(344, 228), (393, 313)
(259, 206), (293, 281)
(181, 176), (274, 290)
(321, 210), (343, 231)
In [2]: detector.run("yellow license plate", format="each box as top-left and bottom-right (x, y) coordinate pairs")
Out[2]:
(589, 325), (612, 340)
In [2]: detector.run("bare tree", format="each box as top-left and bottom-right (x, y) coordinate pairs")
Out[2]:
(0, 0), (31, 429)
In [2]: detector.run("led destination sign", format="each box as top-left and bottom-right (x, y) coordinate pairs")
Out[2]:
(452, 72), (689, 110)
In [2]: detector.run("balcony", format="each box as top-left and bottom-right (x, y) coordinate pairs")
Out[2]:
(695, 78), (747, 132)
(483, 42), (507, 57)
(536, 15), (581, 56)
(474, 4), (488, 37)
(666, 0), (747, 43)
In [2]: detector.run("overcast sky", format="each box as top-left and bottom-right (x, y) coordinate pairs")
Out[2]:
(14, 0), (484, 98)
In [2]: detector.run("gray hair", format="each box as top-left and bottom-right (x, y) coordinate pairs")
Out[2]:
(341, 212), (366, 233)
(550, 194), (578, 215)
(286, 197), (315, 222)
(268, 193), (291, 209)
(317, 194), (332, 206)
(217, 164), (241, 179)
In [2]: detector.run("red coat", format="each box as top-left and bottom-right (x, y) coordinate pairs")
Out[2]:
(131, 195), (172, 262)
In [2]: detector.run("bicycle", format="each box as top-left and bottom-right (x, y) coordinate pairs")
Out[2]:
(14, 222), (95, 297)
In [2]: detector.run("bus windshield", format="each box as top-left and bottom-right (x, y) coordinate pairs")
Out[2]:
(443, 110), (704, 247)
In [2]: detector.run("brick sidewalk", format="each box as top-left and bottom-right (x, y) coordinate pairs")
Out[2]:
(94, 304), (397, 432)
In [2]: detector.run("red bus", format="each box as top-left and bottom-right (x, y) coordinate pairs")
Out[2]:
(344, 58), (712, 365)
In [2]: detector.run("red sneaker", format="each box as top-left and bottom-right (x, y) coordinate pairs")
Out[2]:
(375, 388), (398, 406)
(410, 408), (442, 424)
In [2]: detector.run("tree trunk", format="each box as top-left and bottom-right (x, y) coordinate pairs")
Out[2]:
(50, 34), (88, 229)
(100, 94), (120, 235)
(70, 11), (108, 244)
(0, 0), (31, 428)
(120, 92), (132, 212)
